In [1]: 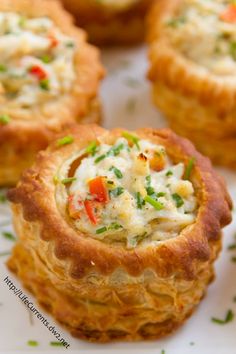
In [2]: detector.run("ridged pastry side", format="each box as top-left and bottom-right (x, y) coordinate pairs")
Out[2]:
(147, 0), (236, 168)
(60, 0), (154, 45)
(8, 237), (220, 342)
(7, 125), (232, 342)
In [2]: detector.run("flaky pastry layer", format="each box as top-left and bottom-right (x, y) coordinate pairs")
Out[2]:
(7, 125), (232, 342)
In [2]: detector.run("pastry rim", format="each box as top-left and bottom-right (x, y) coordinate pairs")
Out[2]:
(8, 125), (232, 280)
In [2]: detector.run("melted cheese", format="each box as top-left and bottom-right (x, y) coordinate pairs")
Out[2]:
(0, 12), (76, 109)
(165, 0), (236, 75)
(67, 137), (197, 248)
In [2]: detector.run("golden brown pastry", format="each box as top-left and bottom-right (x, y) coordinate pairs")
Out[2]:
(0, 0), (104, 186)
(148, 0), (236, 168)
(7, 124), (232, 342)
(60, 0), (154, 45)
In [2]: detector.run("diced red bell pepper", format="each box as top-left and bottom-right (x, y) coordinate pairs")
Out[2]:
(68, 195), (82, 219)
(48, 33), (59, 48)
(84, 200), (98, 225)
(29, 65), (47, 80)
(88, 176), (109, 203)
(220, 4), (236, 23)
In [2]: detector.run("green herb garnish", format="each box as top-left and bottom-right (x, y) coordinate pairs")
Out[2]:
(184, 157), (195, 180)
(109, 187), (124, 197)
(0, 64), (7, 72)
(40, 55), (52, 64)
(0, 251), (10, 257)
(61, 177), (76, 184)
(95, 154), (106, 163)
(107, 143), (124, 156)
(66, 41), (75, 48)
(40, 78), (50, 90)
(2, 231), (16, 242)
(0, 192), (7, 203)
(108, 222), (122, 230)
(157, 192), (166, 197)
(27, 340), (38, 347)
(50, 341), (64, 346)
(122, 131), (140, 149)
(146, 175), (151, 186)
(0, 114), (10, 125)
(166, 170), (173, 177)
(109, 166), (123, 179)
(145, 195), (164, 210)
(57, 135), (74, 146)
(96, 226), (107, 234)
(85, 141), (98, 156)
(230, 41), (236, 60)
(135, 192), (145, 209)
(228, 244), (236, 250)
(146, 186), (155, 196)
(231, 256), (236, 263)
(172, 193), (184, 208)
(166, 16), (186, 28)
(211, 310), (234, 325)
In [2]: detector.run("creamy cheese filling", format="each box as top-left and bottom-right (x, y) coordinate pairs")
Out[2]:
(165, 0), (236, 75)
(0, 12), (76, 109)
(64, 135), (197, 248)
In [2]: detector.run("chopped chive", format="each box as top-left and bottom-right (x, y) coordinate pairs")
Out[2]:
(166, 16), (186, 28)
(27, 340), (38, 347)
(65, 41), (75, 48)
(122, 131), (140, 150)
(109, 166), (123, 179)
(108, 222), (122, 230)
(0, 114), (10, 124)
(157, 192), (166, 197)
(230, 41), (236, 60)
(109, 187), (124, 197)
(107, 180), (114, 185)
(166, 170), (173, 176)
(146, 175), (151, 187)
(61, 177), (76, 184)
(231, 256), (236, 263)
(0, 251), (10, 257)
(2, 231), (16, 242)
(107, 143), (124, 156)
(50, 341), (64, 346)
(96, 226), (107, 234)
(135, 192), (145, 209)
(85, 141), (98, 156)
(0, 193), (7, 203)
(172, 193), (184, 208)
(211, 310), (234, 324)
(161, 350), (166, 354)
(57, 135), (74, 146)
(228, 244), (236, 250)
(145, 195), (164, 210)
(40, 54), (52, 64)
(39, 78), (50, 90)
(184, 157), (195, 180)
(0, 64), (7, 72)
(95, 154), (106, 164)
(146, 186), (155, 196)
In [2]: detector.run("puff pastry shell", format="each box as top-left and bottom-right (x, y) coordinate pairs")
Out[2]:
(7, 125), (232, 342)
(60, 0), (154, 45)
(0, 0), (104, 186)
(148, 0), (236, 168)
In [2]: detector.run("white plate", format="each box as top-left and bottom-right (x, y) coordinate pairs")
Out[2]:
(0, 46), (236, 354)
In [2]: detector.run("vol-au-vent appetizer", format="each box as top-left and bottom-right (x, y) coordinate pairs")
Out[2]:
(148, 0), (236, 168)
(0, 0), (104, 186)
(60, 0), (154, 45)
(7, 125), (232, 342)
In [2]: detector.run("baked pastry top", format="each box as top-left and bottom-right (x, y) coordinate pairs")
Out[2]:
(62, 134), (197, 248)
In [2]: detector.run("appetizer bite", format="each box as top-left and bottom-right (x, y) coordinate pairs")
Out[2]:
(148, 0), (236, 168)
(7, 125), (232, 342)
(60, 0), (154, 45)
(0, 0), (104, 186)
